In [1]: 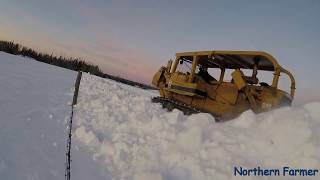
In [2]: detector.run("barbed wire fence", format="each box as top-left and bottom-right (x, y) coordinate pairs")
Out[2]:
(65, 71), (82, 180)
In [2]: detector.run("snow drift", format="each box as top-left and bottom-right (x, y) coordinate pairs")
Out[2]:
(74, 73), (320, 180)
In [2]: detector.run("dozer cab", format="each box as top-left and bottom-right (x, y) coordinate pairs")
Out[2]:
(152, 51), (296, 120)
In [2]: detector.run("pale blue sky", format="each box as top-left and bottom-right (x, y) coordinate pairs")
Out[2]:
(0, 0), (319, 104)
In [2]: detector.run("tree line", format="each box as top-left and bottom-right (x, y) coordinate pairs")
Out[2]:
(0, 40), (104, 76)
(0, 40), (156, 89)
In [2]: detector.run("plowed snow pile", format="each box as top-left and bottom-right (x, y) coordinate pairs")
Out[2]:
(74, 73), (320, 180)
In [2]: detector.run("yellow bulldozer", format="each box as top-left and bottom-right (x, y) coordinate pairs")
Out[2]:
(152, 51), (295, 120)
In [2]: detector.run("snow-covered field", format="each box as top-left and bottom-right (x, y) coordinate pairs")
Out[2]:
(74, 73), (320, 180)
(1, 52), (320, 180)
(0, 52), (76, 179)
(0, 52), (106, 180)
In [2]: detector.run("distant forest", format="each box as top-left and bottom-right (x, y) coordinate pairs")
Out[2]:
(0, 40), (155, 89)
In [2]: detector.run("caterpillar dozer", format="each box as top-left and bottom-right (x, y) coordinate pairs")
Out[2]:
(152, 51), (296, 120)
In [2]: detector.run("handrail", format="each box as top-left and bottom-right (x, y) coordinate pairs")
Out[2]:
(280, 67), (296, 98)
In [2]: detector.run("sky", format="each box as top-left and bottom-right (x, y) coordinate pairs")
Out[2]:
(0, 0), (319, 104)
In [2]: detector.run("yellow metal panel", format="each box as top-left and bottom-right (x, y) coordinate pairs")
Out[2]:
(216, 83), (239, 105)
(152, 67), (165, 86)
(166, 88), (195, 96)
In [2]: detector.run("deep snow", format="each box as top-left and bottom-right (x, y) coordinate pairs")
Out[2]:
(0, 52), (106, 180)
(0, 52), (77, 179)
(74, 73), (320, 180)
(1, 52), (320, 180)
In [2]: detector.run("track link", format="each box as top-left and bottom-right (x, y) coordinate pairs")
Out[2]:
(152, 96), (201, 115)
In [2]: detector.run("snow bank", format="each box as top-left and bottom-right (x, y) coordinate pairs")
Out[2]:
(74, 73), (320, 180)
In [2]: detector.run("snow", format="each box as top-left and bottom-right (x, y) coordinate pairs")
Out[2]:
(74, 73), (320, 180)
(0, 52), (76, 179)
(0, 52), (106, 180)
(1, 52), (319, 180)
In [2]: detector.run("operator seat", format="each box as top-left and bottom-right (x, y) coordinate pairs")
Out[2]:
(243, 76), (259, 84)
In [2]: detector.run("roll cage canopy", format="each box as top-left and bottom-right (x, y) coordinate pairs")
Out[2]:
(176, 50), (279, 71)
(172, 50), (295, 97)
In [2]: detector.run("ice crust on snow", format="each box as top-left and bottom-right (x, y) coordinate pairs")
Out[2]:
(74, 73), (320, 180)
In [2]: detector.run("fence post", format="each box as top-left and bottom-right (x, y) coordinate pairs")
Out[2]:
(66, 71), (82, 180)
(72, 71), (82, 105)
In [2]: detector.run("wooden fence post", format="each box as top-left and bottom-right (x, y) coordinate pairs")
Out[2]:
(72, 71), (82, 105)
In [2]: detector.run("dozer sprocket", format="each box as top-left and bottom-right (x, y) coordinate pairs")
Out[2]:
(152, 96), (201, 115)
